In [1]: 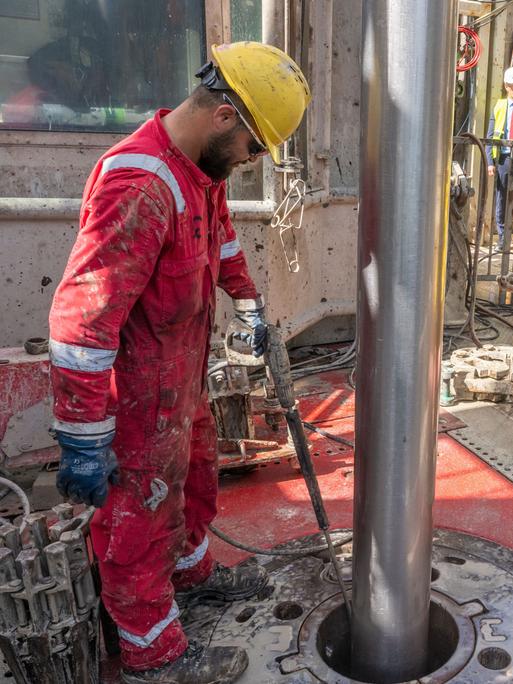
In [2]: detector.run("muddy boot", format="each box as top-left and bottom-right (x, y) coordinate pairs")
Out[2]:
(176, 562), (268, 603)
(121, 642), (248, 684)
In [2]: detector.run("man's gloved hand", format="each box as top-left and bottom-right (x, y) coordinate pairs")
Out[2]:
(232, 296), (268, 357)
(55, 430), (120, 508)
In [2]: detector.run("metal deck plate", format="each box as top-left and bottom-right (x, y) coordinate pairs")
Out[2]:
(448, 403), (513, 482)
(178, 530), (513, 683)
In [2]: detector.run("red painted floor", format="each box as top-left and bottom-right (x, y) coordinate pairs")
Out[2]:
(211, 370), (513, 566)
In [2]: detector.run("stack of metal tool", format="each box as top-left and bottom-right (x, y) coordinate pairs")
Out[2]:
(0, 504), (99, 683)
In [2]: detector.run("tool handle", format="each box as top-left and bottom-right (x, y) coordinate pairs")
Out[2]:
(286, 410), (330, 530)
(264, 325), (295, 408)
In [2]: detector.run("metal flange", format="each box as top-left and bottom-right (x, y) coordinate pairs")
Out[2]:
(182, 530), (513, 683)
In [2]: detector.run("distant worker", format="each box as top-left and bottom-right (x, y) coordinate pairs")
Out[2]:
(49, 42), (310, 684)
(486, 67), (513, 252)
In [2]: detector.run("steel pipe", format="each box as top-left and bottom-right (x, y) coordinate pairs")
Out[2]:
(351, 2), (458, 682)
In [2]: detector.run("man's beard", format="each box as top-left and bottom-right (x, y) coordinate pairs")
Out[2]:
(198, 129), (238, 181)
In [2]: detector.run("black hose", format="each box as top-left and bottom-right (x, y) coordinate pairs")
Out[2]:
(302, 421), (354, 448)
(457, 133), (488, 347)
(209, 523), (352, 557)
(476, 302), (513, 330)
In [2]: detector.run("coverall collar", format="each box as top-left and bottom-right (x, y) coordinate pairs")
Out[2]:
(154, 109), (214, 188)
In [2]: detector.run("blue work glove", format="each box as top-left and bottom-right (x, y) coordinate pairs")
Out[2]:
(55, 430), (120, 508)
(233, 296), (268, 357)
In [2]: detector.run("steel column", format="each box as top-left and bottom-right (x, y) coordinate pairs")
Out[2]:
(351, 2), (458, 682)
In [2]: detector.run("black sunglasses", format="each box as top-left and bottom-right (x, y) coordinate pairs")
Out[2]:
(222, 93), (267, 158)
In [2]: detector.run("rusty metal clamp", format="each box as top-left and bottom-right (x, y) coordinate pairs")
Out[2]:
(144, 478), (169, 512)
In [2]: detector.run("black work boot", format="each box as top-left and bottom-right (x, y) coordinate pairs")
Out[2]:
(176, 562), (268, 603)
(121, 642), (248, 684)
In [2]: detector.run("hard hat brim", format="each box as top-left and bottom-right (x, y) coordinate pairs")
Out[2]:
(268, 142), (281, 165)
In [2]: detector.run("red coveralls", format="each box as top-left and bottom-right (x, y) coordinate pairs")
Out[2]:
(49, 110), (258, 670)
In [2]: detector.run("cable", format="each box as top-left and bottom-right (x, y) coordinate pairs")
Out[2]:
(208, 360), (230, 376)
(0, 477), (31, 519)
(288, 347), (347, 370)
(477, 297), (513, 316)
(302, 421), (354, 448)
(348, 366), (356, 389)
(476, 302), (513, 330)
(457, 27), (482, 72)
(455, 133), (488, 347)
(473, 0), (513, 28)
(209, 523), (352, 557)
(289, 341), (357, 381)
(448, 134), (513, 355)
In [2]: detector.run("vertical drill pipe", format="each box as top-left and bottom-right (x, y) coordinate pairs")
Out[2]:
(352, 2), (457, 682)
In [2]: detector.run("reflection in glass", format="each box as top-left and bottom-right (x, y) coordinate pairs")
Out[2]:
(0, 0), (205, 132)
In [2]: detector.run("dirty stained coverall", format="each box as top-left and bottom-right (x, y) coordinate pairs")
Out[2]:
(49, 109), (259, 670)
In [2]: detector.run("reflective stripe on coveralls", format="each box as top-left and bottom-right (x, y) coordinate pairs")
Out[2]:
(116, 535), (210, 647)
(50, 110), (259, 670)
(492, 99), (508, 160)
(119, 601), (180, 648)
(101, 153), (186, 213)
(50, 339), (117, 371)
(49, 339), (117, 435)
(52, 417), (116, 435)
(220, 238), (241, 259)
(175, 535), (209, 570)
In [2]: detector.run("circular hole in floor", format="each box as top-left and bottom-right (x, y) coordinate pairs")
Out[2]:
(490, 456), (497, 461)
(256, 584), (275, 601)
(497, 462), (504, 467)
(431, 567), (440, 582)
(317, 600), (459, 679)
(274, 601), (304, 620)
(442, 556), (466, 565)
(236, 606), (256, 623)
(478, 647), (512, 670)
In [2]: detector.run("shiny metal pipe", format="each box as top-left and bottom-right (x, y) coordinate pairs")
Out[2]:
(351, 2), (458, 682)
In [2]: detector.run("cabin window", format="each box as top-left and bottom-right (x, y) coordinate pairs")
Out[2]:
(0, 0), (205, 132)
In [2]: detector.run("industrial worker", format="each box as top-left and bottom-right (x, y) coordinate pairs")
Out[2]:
(49, 42), (311, 684)
(486, 67), (513, 252)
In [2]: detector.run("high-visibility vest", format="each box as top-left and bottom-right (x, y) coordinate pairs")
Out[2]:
(492, 99), (508, 159)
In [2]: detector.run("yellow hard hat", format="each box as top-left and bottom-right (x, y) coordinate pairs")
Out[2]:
(211, 42), (311, 164)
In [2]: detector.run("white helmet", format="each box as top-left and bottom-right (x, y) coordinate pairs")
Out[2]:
(504, 67), (513, 84)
